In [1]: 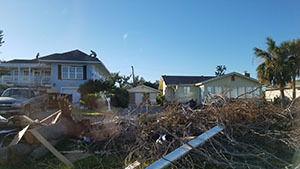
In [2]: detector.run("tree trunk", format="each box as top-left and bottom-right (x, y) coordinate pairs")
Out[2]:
(280, 86), (285, 99)
(24, 117), (88, 144)
(280, 85), (286, 107)
(292, 71), (296, 99)
(0, 117), (88, 165)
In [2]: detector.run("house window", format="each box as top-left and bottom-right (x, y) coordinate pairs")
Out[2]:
(23, 70), (29, 76)
(45, 70), (51, 76)
(184, 87), (191, 94)
(76, 67), (83, 79)
(61, 66), (84, 80)
(215, 86), (222, 95)
(62, 67), (69, 79)
(69, 67), (76, 79)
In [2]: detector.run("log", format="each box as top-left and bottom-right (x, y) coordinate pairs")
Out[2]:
(24, 117), (88, 144)
(30, 129), (74, 167)
(0, 97), (89, 165)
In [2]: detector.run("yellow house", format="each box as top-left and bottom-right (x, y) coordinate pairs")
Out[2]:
(159, 72), (261, 103)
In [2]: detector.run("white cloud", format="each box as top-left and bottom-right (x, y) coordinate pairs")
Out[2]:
(123, 33), (128, 40)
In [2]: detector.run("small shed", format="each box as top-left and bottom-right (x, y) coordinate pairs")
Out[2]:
(127, 85), (161, 105)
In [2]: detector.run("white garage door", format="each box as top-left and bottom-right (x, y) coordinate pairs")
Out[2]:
(61, 87), (80, 104)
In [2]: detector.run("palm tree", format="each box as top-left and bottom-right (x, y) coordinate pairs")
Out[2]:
(254, 38), (291, 99)
(215, 65), (227, 76)
(282, 39), (300, 99)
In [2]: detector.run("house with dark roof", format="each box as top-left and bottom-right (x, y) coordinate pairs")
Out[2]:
(0, 50), (110, 104)
(159, 72), (261, 103)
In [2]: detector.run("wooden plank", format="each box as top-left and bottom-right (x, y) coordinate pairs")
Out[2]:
(51, 112), (61, 124)
(40, 110), (61, 123)
(8, 125), (30, 146)
(146, 125), (224, 169)
(125, 161), (141, 169)
(30, 129), (74, 167)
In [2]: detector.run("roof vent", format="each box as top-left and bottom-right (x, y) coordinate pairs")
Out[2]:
(242, 71), (250, 77)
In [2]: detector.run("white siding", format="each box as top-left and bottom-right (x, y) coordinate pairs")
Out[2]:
(150, 93), (157, 104)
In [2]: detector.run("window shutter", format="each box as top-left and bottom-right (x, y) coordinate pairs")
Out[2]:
(58, 65), (61, 80)
(83, 65), (87, 80)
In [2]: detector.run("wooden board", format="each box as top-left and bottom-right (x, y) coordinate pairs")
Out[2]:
(51, 112), (61, 124)
(40, 110), (61, 123)
(125, 161), (141, 169)
(30, 129), (74, 167)
(8, 125), (30, 146)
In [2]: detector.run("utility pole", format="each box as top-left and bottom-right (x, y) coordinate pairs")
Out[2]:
(131, 66), (136, 87)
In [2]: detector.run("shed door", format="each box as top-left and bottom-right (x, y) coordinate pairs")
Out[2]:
(61, 87), (80, 104)
(135, 93), (143, 104)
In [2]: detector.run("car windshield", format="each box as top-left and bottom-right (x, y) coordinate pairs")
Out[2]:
(1, 89), (29, 98)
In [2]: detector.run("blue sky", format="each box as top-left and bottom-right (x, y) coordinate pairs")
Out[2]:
(0, 0), (300, 82)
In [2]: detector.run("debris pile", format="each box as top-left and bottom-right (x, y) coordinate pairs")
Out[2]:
(0, 97), (90, 167)
(1, 96), (300, 168)
(103, 98), (300, 168)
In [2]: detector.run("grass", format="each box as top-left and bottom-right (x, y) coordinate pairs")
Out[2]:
(72, 107), (119, 117)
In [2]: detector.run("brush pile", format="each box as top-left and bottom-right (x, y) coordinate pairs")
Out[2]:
(96, 97), (300, 168)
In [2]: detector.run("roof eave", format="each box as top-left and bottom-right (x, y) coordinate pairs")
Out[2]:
(196, 72), (259, 86)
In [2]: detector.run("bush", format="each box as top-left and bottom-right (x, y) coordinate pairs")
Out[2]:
(78, 79), (113, 96)
(156, 92), (165, 106)
(111, 88), (129, 108)
(0, 84), (8, 90)
(79, 79), (130, 109)
(80, 93), (100, 110)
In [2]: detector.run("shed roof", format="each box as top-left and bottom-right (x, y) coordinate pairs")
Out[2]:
(127, 85), (161, 93)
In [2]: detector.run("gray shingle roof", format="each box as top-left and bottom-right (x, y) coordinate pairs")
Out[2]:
(6, 59), (37, 63)
(162, 75), (215, 85)
(39, 49), (100, 62)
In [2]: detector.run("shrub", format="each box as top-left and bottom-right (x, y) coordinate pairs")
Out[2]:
(111, 88), (129, 108)
(156, 92), (165, 106)
(79, 79), (130, 109)
(80, 93), (100, 110)
(0, 84), (8, 90)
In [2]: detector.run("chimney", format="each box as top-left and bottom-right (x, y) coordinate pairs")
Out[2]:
(242, 71), (250, 77)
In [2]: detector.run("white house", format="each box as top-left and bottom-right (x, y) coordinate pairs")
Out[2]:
(159, 72), (262, 103)
(0, 50), (110, 104)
